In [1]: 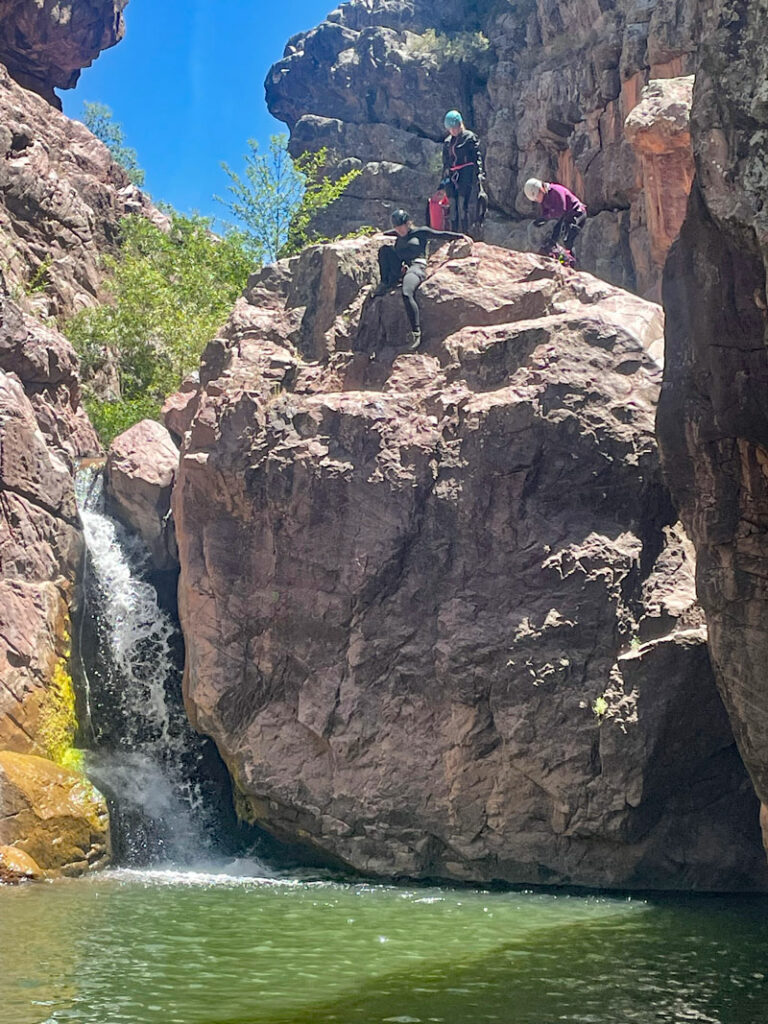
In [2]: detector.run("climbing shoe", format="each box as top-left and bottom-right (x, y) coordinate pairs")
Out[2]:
(372, 282), (390, 297)
(404, 329), (422, 351)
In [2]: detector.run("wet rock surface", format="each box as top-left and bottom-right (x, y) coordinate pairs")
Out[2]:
(657, 0), (768, 860)
(0, 750), (110, 877)
(266, 0), (697, 296)
(173, 236), (767, 890)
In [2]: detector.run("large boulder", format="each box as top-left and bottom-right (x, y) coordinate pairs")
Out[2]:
(266, 0), (698, 296)
(657, 0), (768, 862)
(173, 236), (767, 890)
(106, 419), (179, 571)
(0, 750), (110, 877)
(0, 0), (127, 105)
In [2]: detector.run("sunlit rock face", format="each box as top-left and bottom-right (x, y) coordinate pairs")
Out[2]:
(106, 420), (179, 573)
(0, 751), (110, 878)
(657, 0), (768, 862)
(265, 0), (697, 297)
(0, 0), (127, 105)
(173, 236), (768, 890)
(0, 282), (97, 758)
(0, 62), (168, 318)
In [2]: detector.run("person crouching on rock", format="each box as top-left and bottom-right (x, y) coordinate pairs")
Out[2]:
(438, 110), (488, 235)
(374, 208), (465, 350)
(524, 178), (587, 264)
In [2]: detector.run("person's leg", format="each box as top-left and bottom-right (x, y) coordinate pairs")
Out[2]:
(549, 217), (566, 250)
(446, 181), (460, 232)
(458, 184), (472, 233)
(563, 209), (586, 251)
(377, 245), (402, 289)
(401, 263), (426, 346)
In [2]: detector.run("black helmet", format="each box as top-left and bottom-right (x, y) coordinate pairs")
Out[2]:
(391, 208), (410, 226)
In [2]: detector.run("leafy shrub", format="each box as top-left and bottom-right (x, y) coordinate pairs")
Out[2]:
(217, 134), (361, 262)
(408, 28), (492, 68)
(65, 213), (253, 445)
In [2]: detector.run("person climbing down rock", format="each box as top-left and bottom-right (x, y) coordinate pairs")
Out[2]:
(524, 178), (587, 265)
(374, 208), (465, 350)
(437, 110), (487, 236)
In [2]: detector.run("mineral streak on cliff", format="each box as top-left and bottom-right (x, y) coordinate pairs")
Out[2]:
(657, 0), (768, 858)
(0, 0), (128, 106)
(172, 236), (768, 890)
(265, 0), (697, 297)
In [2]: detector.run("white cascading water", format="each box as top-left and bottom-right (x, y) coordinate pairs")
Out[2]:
(75, 464), (213, 865)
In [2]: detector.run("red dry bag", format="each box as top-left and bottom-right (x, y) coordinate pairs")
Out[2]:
(428, 192), (450, 230)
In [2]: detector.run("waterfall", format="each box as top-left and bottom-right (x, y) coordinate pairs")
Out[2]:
(74, 464), (230, 866)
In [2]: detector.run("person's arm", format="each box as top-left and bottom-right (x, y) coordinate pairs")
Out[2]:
(383, 229), (398, 236)
(474, 136), (486, 188)
(417, 227), (464, 240)
(439, 139), (451, 190)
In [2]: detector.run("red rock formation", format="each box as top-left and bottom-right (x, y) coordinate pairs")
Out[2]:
(657, 0), (768, 863)
(625, 76), (695, 300)
(173, 236), (767, 889)
(106, 419), (179, 571)
(0, 63), (168, 317)
(0, 284), (97, 757)
(0, 0), (127, 105)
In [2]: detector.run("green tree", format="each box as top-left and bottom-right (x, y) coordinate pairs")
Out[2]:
(82, 101), (145, 186)
(217, 134), (360, 262)
(65, 213), (252, 445)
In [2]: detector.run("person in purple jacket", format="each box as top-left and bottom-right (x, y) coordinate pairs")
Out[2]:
(524, 178), (587, 262)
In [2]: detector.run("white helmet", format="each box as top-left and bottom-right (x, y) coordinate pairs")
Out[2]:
(524, 177), (544, 201)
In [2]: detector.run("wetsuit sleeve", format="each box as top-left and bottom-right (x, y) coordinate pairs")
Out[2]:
(416, 227), (464, 241)
(476, 140), (486, 186)
(382, 229), (398, 236)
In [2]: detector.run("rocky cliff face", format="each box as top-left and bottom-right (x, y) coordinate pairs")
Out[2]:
(0, 62), (165, 318)
(0, 4), (163, 877)
(0, 0), (127, 105)
(172, 236), (767, 890)
(657, 0), (768, 857)
(0, 280), (98, 757)
(266, 0), (696, 298)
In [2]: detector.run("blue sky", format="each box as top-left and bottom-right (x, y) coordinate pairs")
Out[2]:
(61, 0), (335, 222)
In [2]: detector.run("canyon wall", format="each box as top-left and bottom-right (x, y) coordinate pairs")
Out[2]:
(172, 236), (767, 890)
(0, 1), (158, 878)
(657, 0), (768, 856)
(266, 0), (696, 297)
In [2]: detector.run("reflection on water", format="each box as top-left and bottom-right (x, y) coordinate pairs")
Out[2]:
(2, 871), (767, 1024)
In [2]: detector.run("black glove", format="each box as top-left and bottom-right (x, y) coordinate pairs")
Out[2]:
(477, 190), (488, 220)
(439, 177), (451, 192)
(533, 218), (547, 228)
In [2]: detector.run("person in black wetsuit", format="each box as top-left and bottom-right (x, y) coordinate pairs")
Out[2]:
(374, 208), (464, 350)
(438, 110), (487, 235)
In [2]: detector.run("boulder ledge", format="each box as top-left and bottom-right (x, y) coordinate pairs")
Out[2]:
(173, 237), (768, 890)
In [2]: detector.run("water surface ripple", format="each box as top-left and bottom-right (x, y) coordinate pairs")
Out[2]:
(2, 869), (766, 1024)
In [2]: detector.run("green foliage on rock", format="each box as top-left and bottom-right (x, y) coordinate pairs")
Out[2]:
(38, 652), (80, 768)
(82, 102), (145, 186)
(217, 134), (361, 262)
(408, 28), (492, 69)
(65, 213), (253, 445)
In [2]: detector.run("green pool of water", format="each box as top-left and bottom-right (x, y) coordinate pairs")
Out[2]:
(2, 866), (766, 1024)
